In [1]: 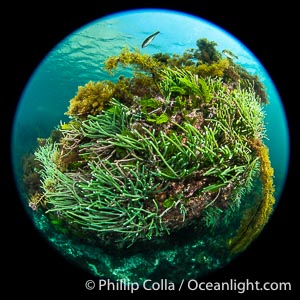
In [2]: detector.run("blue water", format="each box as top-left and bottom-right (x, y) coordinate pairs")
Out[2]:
(11, 8), (289, 202)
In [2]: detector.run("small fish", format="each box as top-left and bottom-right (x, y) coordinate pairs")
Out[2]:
(222, 49), (238, 60)
(141, 31), (160, 48)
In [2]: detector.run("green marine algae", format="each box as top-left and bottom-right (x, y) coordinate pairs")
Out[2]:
(27, 79), (270, 250)
(153, 38), (268, 103)
(24, 39), (275, 267)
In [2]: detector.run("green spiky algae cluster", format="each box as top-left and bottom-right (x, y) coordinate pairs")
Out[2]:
(23, 38), (275, 283)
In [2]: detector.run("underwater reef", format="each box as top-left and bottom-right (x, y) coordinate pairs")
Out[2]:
(23, 38), (275, 280)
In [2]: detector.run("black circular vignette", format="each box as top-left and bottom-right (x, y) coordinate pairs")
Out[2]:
(5, 1), (297, 297)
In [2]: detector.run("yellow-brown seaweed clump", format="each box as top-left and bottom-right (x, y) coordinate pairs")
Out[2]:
(105, 48), (162, 76)
(195, 59), (230, 78)
(66, 81), (115, 118)
(229, 140), (275, 254)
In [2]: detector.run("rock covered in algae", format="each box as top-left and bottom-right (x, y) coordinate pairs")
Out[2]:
(23, 38), (275, 283)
